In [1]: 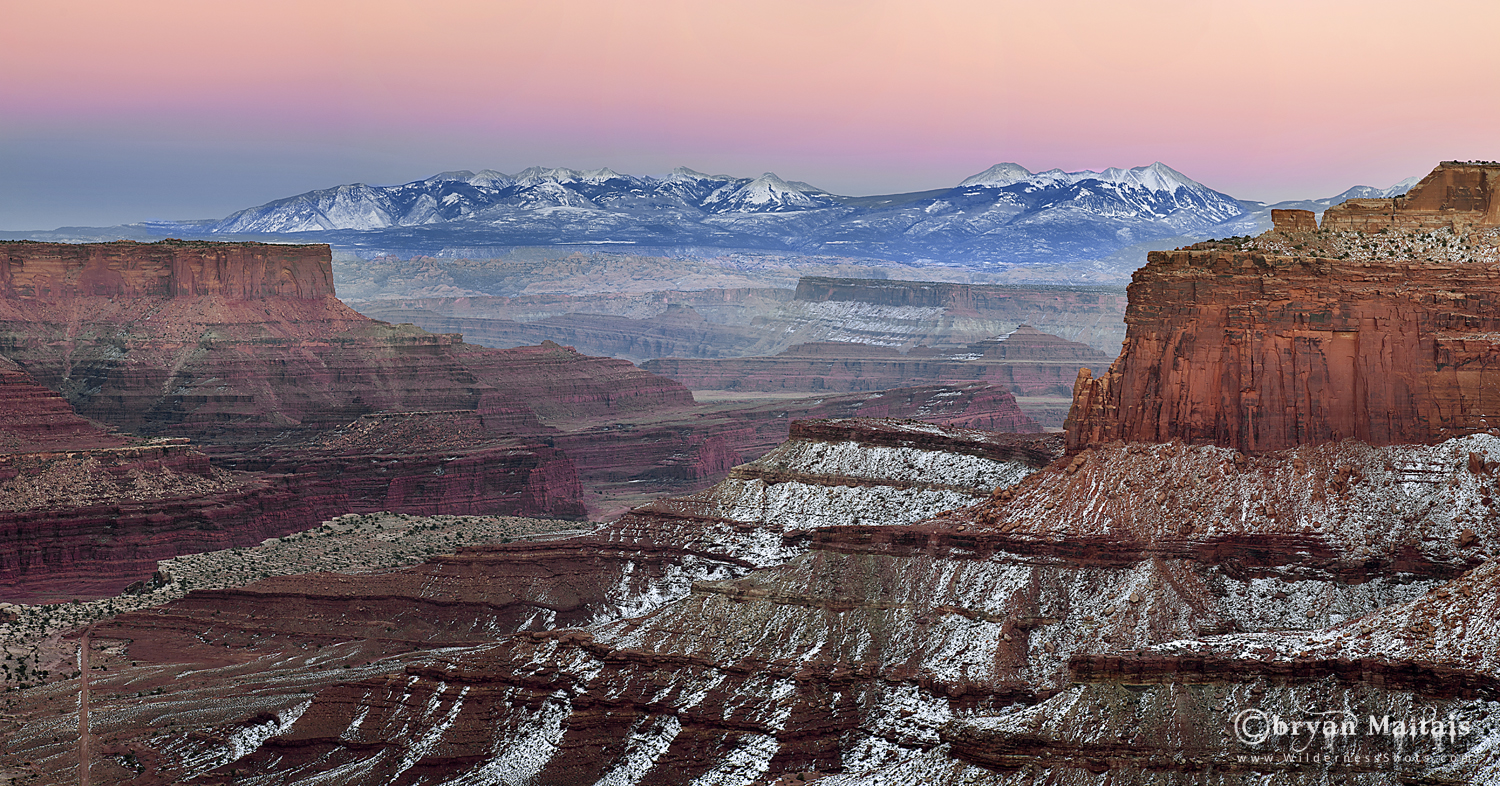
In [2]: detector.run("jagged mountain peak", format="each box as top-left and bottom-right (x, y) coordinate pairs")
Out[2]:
(702, 172), (838, 213)
(512, 166), (584, 184)
(748, 171), (795, 189)
(422, 170), (477, 184)
(191, 160), (1261, 273)
(467, 169), (515, 188)
(579, 167), (625, 183)
(1100, 162), (1206, 194)
(667, 166), (738, 182)
(1019, 162), (1209, 193)
(958, 162), (1034, 188)
(1330, 175), (1421, 202)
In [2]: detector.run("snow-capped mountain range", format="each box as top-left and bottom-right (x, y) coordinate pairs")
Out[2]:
(140, 163), (1416, 272)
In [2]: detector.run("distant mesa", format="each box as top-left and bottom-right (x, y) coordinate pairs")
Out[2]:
(642, 324), (1110, 423)
(0, 239), (335, 300)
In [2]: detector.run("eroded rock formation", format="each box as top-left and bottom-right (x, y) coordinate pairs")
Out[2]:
(1066, 233), (1500, 453)
(21, 431), (1498, 783)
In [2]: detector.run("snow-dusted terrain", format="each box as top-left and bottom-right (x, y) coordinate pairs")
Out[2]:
(118, 163), (1414, 275)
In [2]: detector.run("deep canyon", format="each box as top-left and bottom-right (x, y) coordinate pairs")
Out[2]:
(6, 162), (1500, 784)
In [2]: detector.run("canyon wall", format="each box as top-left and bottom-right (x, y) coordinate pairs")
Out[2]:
(0, 356), (124, 453)
(0, 239), (334, 300)
(1065, 243), (1500, 453)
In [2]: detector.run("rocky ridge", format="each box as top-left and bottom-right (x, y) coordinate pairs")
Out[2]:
(151, 162), (1247, 274)
(0, 419), (1057, 784)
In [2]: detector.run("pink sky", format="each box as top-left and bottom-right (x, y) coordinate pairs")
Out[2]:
(4, 0), (1499, 228)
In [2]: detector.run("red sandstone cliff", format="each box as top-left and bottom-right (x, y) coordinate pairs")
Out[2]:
(0, 356), (124, 453)
(0, 239), (335, 300)
(1066, 219), (1500, 452)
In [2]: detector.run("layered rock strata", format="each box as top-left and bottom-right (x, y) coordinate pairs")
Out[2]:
(11, 422), (1500, 783)
(644, 326), (1109, 398)
(355, 303), (764, 363)
(0, 353), (347, 600)
(0, 239), (335, 300)
(0, 356), (124, 453)
(0, 419), (1056, 783)
(1066, 231), (1500, 453)
(32, 434), (1492, 784)
(0, 242), (695, 449)
(0, 441), (348, 601)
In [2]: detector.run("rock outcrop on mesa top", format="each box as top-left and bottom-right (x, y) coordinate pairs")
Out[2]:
(1067, 163), (1500, 454)
(1321, 160), (1500, 232)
